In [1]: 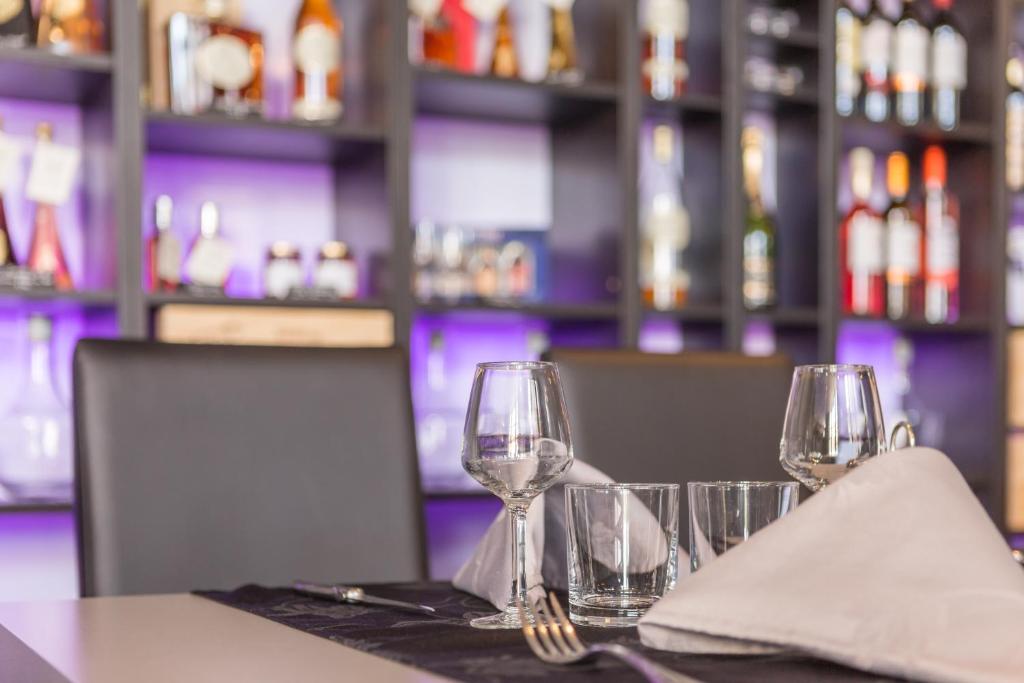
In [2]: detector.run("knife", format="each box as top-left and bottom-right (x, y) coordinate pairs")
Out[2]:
(292, 581), (437, 615)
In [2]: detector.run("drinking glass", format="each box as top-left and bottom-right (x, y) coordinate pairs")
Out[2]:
(688, 481), (799, 572)
(565, 483), (679, 627)
(779, 364), (915, 491)
(461, 361), (573, 629)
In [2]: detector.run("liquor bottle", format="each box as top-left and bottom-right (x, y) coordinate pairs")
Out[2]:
(640, 123), (690, 310)
(0, 190), (14, 268)
(437, 225), (467, 302)
(892, 0), (929, 127)
(930, 0), (966, 131)
(196, 0), (264, 117)
(413, 220), (438, 300)
(860, 0), (892, 122)
(292, 0), (343, 122)
(642, 0), (688, 101)
(741, 126), (777, 310)
(0, 315), (73, 502)
(884, 152), (922, 320)
(409, 0), (456, 69)
(490, 4), (518, 78)
(37, 0), (103, 54)
(147, 195), (182, 293)
(0, 1), (35, 48)
(1008, 44), (1024, 191)
(468, 242), (499, 299)
(835, 0), (862, 117)
(312, 241), (358, 299)
(184, 201), (234, 290)
(264, 241), (303, 299)
(547, 0), (581, 84)
(922, 146), (959, 323)
(27, 123), (73, 291)
(498, 240), (536, 300)
(840, 147), (885, 317)
(1008, 196), (1024, 325)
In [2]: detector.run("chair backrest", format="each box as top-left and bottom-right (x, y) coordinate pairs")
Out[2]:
(74, 340), (426, 597)
(544, 349), (794, 485)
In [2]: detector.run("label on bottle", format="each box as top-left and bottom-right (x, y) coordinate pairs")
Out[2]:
(185, 237), (234, 287)
(26, 141), (80, 206)
(156, 233), (183, 285)
(743, 230), (774, 306)
(195, 34), (254, 91)
(894, 21), (928, 82)
(646, 201), (691, 249)
(1009, 225), (1024, 263)
(294, 23), (339, 74)
(0, 131), (20, 193)
(887, 216), (921, 275)
(848, 213), (885, 273)
(264, 259), (304, 299)
(463, 0), (507, 23)
(409, 0), (444, 19)
(861, 16), (892, 70)
(645, 0), (688, 39)
(53, 0), (84, 20)
(927, 217), (959, 276)
(313, 259), (358, 298)
(0, 0), (24, 24)
(931, 27), (966, 90)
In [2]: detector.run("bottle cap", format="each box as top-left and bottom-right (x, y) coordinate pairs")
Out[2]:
(199, 201), (220, 238)
(28, 314), (52, 342)
(849, 147), (875, 201)
(269, 241), (299, 259)
(36, 122), (53, 142)
(923, 146), (947, 188)
(154, 195), (173, 232)
(320, 241), (350, 260)
(886, 152), (910, 198)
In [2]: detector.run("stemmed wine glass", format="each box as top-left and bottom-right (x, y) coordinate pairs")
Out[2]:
(780, 364), (915, 491)
(461, 361), (574, 629)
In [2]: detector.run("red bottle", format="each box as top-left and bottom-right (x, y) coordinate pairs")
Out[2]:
(26, 123), (72, 290)
(841, 147), (885, 317)
(922, 145), (960, 323)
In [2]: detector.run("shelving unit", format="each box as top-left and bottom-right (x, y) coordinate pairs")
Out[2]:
(0, 0), (1016, 555)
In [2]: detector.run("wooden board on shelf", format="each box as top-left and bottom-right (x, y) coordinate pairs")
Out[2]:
(154, 304), (394, 348)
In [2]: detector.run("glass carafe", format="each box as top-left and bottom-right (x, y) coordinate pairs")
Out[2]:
(0, 315), (73, 501)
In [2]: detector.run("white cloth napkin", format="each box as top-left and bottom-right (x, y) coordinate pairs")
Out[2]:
(638, 447), (1024, 683)
(453, 460), (679, 610)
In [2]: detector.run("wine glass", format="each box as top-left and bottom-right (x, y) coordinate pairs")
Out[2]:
(779, 364), (915, 491)
(461, 361), (573, 629)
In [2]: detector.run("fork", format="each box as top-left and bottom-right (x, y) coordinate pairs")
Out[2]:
(518, 594), (704, 683)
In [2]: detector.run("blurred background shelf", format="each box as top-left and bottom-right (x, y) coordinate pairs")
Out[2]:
(643, 304), (725, 324)
(415, 300), (619, 321)
(841, 315), (992, 334)
(0, 47), (111, 103)
(0, 502), (72, 514)
(644, 92), (723, 117)
(145, 292), (390, 311)
(0, 288), (117, 309)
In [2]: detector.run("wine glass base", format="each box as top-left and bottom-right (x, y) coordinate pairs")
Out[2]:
(470, 609), (529, 630)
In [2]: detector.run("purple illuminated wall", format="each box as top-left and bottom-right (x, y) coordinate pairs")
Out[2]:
(0, 511), (77, 601)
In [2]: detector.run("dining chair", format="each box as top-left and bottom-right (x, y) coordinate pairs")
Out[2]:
(543, 348), (794, 485)
(73, 340), (427, 597)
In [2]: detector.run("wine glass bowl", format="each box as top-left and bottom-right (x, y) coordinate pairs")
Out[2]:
(779, 364), (914, 491)
(461, 361), (573, 629)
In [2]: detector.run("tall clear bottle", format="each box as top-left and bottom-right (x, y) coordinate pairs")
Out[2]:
(292, 0), (343, 122)
(27, 123), (73, 291)
(922, 145), (959, 323)
(860, 0), (892, 122)
(642, 0), (688, 101)
(640, 123), (690, 310)
(930, 0), (966, 131)
(0, 315), (73, 501)
(741, 126), (777, 310)
(892, 0), (929, 126)
(835, 0), (862, 116)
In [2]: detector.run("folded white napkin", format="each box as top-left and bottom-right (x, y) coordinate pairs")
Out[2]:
(453, 460), (680, 610)
(638, 447), (1024, 683)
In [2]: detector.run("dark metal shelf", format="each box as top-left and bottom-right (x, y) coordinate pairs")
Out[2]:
(746, 87), (819, 112)
(644, 92), (723, 118)
(0, 287), (117, 309)
(841, 315), (992, 334)
(0, 47), (112, 104)
(643, 304), (724, 324)
(746, 27), (819, 50)
(746, 307), (820, 328)
(0, 501), (72, 514)
(413, 67), (619, 123)
(145, 111), (388, 163)
(415, 300), (620, 321)
(841, 114), (992, 147)
(146, 292), (390, 310)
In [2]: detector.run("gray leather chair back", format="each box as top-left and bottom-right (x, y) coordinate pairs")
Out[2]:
(544, 349), (794, 485)
(74, 340), (426, 596)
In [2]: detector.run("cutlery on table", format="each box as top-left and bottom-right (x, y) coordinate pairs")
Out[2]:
(518, 593), (704, 683)
(292, 581), (436, 615)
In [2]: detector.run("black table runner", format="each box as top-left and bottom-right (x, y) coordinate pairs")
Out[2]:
(197, 582), (901, 682)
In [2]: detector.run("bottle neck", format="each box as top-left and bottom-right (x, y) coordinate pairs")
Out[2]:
(28, 336), (53, 388)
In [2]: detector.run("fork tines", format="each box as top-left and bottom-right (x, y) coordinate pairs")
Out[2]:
(519, 593), (587, 663)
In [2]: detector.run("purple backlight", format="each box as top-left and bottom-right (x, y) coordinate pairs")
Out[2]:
(743, 320), (777, 356)
(638, 317), (684, 353)
(836, 321), (903, 429)
(424, 496), (502, 580)
(0, 511), (77, 600)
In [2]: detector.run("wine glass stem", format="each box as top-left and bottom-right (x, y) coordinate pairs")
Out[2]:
(507, 502), (529, 611)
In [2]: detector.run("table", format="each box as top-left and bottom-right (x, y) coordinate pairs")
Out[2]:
(0, 583), (899, 682)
